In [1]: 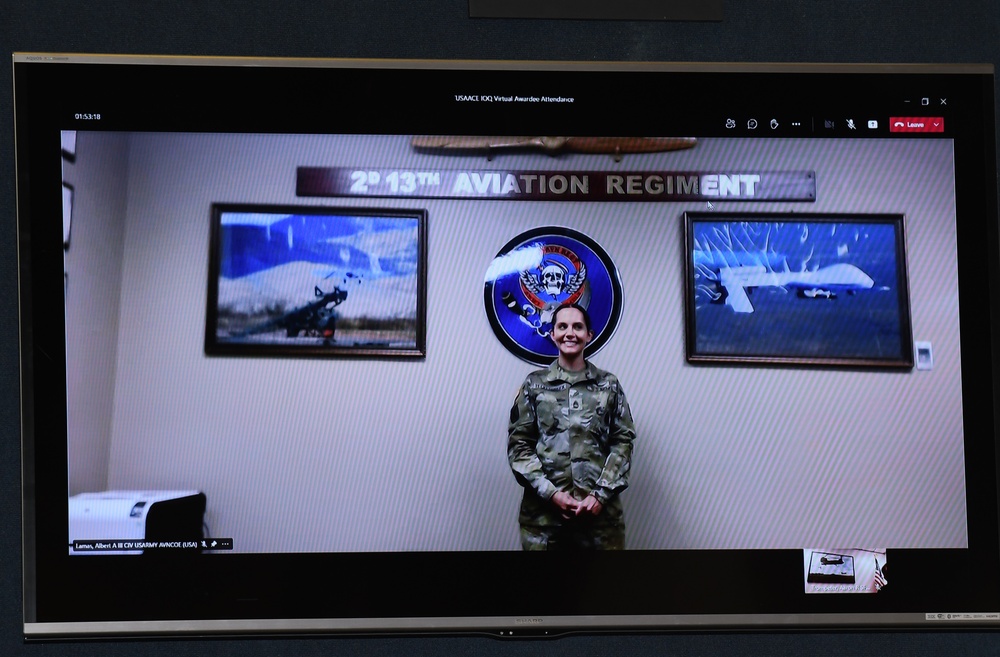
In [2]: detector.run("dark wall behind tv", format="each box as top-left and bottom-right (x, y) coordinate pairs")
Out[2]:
(2, 2), (999, 655)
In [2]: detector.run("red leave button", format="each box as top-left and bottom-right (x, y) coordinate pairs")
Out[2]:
(889, 117), (944, 132)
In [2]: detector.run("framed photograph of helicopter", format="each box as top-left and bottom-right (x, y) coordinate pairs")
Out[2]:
(205, 204), (427, 358)
(684, 212), (914, 368)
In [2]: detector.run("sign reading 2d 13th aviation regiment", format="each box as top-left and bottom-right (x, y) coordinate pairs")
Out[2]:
(484, 227), (623, 365)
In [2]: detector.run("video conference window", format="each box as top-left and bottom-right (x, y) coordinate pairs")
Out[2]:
(63, 131), (965, 557)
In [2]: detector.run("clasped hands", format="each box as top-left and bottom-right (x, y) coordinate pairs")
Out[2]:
(551, 490), (603, 519)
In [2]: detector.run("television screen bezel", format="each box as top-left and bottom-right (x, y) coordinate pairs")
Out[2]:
(15, 54), (1000, 639)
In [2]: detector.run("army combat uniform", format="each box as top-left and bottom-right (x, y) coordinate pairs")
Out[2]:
(508, 360), (636, 550)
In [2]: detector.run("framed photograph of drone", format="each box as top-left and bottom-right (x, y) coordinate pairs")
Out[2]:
(205, 204), (427, 358)
(683, 212), (914, 368)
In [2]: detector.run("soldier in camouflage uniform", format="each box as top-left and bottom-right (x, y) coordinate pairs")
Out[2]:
(508, 303), (636, 550)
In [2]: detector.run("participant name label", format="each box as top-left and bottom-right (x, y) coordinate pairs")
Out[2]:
(71, 538), (234, 552)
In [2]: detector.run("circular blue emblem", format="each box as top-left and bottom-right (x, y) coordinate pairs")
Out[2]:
(484, 226), (623, 366)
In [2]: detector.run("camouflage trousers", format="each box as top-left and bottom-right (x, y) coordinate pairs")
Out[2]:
(519, 514), (625, 551)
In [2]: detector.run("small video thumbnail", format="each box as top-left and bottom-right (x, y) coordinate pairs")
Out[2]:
(804, 548), (887, 594)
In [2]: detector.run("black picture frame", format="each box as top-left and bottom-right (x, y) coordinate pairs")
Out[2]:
(205, 204), (427, 358)
(684, 212), (914, 368)
(468, 0), (723, 21)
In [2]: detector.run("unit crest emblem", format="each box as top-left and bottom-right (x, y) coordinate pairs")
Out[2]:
(484, 226), (623, 365)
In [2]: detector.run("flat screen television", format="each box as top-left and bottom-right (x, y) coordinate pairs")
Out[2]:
(14, 54), (1000, 638)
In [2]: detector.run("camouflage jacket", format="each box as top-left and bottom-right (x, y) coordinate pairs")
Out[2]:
(508, 361), (635, 510)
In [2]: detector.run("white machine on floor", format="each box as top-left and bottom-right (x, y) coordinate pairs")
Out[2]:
(68, 490), (206, 555)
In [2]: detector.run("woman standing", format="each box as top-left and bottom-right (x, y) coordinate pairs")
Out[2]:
(507, 302), (635, 550)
